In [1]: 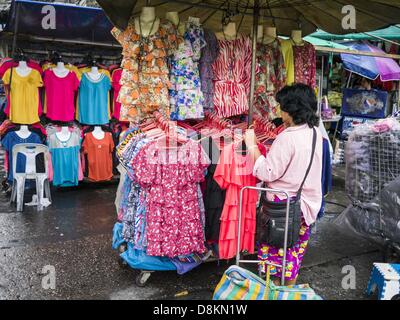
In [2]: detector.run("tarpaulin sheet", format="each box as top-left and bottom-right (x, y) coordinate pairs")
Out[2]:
(4, 0), (116, 44)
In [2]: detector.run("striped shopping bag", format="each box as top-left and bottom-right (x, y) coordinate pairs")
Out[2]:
(213, 265), (322, 301)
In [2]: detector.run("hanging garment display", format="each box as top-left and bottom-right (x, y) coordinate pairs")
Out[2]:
(1, 130), (43, 183)
(293, 42), (317, 88)
(117, 131), (149, 249)
(77, 73), (111, 125)
(254, 40), (286, 120)
(43, 69), (80, 122)
(1, 68), (43, 124)
(111, 18), (178, 123)
(82, 131), (115, 182)
(213, 143), (258, 260)
(212, 35), (252, 118)
(199, 28), (219, 112)
(0, 59), (43, 78)
(131, 139), (210, 258)
(111, 68), (122, 120)
(48, 130), (83, 187)
(280, 39), (295, 86)
(169, 21), (206, 120)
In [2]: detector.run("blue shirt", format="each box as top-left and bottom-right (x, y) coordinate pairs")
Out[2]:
(78, 73), (111, 125)
(1, 131), (43, 183)
(48, 132), (81, 187)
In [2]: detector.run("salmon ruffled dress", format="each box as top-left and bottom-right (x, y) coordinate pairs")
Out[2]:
(214, 143), (258, 260)
(111, 18), (178, 123)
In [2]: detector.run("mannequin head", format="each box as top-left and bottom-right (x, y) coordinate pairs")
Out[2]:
(265, 27), (277, 39)
(165, 11), (179, 26)
(291, 29), (303, 44)
(223, 22), (237, 37)
(141, 6), (156, 22)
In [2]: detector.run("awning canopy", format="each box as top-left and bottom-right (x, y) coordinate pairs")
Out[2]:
(96, 0), (400, 36)
(311, 25), (400, 41)
(4, 0), (117, 45)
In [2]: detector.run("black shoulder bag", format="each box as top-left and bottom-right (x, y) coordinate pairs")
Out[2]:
(256, 127), (317, 248)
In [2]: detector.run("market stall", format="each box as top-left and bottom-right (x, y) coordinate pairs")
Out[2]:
(92, 0), (400, 286)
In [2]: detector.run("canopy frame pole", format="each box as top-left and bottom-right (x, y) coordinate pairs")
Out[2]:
(11, 1), (20, 57)
(248, 0), (259, 127)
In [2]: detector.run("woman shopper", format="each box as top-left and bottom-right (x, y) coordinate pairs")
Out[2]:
(244, 83), (323, 285)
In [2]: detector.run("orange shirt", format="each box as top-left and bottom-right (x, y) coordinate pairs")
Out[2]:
(82, 132), (114, 182)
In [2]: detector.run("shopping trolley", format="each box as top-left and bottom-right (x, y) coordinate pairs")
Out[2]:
(236, 186), (291, 286)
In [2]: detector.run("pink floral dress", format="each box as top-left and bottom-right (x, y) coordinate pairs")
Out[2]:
(132, 139), (210, 258)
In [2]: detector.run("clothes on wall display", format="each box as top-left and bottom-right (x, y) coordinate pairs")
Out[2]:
(254, 40), (286, 120)
(214, 143), (258, 260)
(77, 73), (111, 125)
(132, 139), (210, 258)
(82, 132), (115, 182)
(212, 35), (252, 118)
(47, 130), (83, 187)
(43, 69), (80, 122)
(111, 18), (178, 123)
(2, 68), (43, 124)
(199, 29), (219, 112)
(169, 22), (205, 120)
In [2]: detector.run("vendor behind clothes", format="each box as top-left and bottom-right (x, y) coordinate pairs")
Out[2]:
(244, 83), (323, 285)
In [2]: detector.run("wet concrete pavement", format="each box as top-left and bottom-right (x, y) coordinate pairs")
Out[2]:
(0, 155), (384, 300)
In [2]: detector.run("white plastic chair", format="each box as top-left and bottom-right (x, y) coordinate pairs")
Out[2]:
(10, 143), (51, 211)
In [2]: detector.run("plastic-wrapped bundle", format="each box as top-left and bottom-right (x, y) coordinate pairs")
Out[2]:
(334, 175), (400, 245)
(345, 119), (400, 203)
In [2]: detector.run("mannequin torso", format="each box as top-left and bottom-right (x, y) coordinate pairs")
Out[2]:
(56, 126), (71, 143)
(16, 61), (32, 77)
(135, 7), (160, 37)
(92, 126), (105, 140)
(291, 30), (304, 46)
(88, 67), (101, 81)
(166, 11), (185, 35)
(16, 125), (31, 139)
(188, 16), (200, 25)
(257, 25), (264, 43)
(262, 27), (277, 44)
(216, 22), (238, 41)
(53, 62), (69, 78)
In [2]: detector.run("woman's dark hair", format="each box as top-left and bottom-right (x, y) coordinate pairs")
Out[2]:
(276, 83), (319, 128)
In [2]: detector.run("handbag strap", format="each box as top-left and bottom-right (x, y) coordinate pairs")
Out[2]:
(296, 127), (317, 199)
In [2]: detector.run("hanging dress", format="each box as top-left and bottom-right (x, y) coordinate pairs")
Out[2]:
(254, 40), (286, 120)
(293, 41), (317, 88)
(212, 35), (252, 118)
(169, 22), (206, 120)
(111, 18), (178, 123)
(213, 143), (258, 260)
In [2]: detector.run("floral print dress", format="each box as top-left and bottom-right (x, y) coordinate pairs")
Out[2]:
(293, 41), (316, 88)
(132, 139), (210, 258)
(254, 40), (286, 120)
(111, 18), (178, 123)
(169, 22), (206, 120)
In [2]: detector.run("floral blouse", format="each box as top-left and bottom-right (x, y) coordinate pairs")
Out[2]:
(169, 22), (206, 121)
(199, 29), (219, 112)
(293, 41), (316, 88)
(132, 139), (210, 258)
(111, 18), (178, 123)
(254, 40), (286, 120)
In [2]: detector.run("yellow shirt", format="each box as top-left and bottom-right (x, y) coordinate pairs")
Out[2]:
(77, 67), (111, 80)
(280, 39), (295, 86)
(2, 68), (43, 124)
